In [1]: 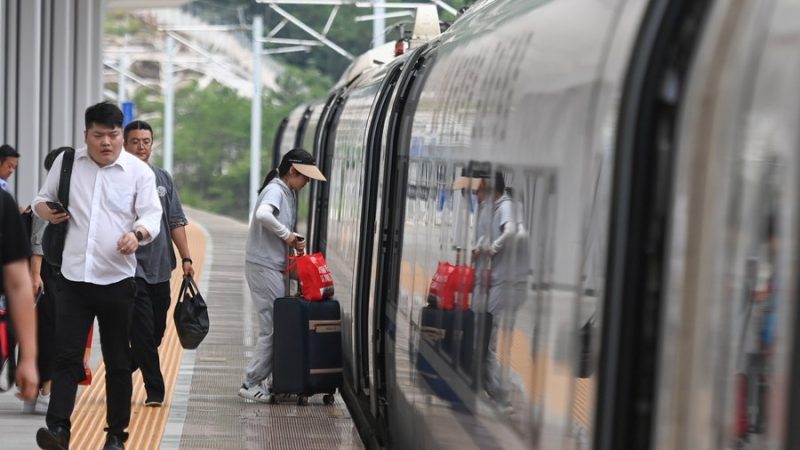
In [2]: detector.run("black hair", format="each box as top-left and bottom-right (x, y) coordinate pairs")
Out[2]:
(0, 144), (20, 161)
(85, 101), (124, 130)
(258, 148), (316, 193)
(124, 120), (153, 141)
(494, 171), (506, 195)
(44, 147), (72, 171)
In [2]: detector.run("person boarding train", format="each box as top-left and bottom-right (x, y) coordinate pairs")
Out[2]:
(238, 149), (326, 402)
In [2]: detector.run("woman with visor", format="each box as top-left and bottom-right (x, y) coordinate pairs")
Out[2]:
(238, 149), (326, 402)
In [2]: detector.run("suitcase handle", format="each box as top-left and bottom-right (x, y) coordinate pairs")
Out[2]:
(309, 320), (341, 333)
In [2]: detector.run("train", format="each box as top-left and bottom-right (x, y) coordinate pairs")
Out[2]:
(269, 0), (800, 449)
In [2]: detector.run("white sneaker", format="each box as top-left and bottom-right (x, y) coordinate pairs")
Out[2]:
(22, 398), (36, 414)
(238, 383), (270, 403)
(35, 393), (50, 415)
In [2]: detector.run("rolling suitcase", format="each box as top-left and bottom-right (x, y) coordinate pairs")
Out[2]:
(417, 305), (493, 395)
(272, 297), (342, 405)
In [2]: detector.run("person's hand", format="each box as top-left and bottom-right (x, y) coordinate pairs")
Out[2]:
(14, 358), (39, 401)
(286, 233), (306, 255)
(182, 260), (195, 278)
(31, 272), (43, 297)
(40, 207), (69, 225)
(116, 232), (139, 255)
(294, 236), (306, 255)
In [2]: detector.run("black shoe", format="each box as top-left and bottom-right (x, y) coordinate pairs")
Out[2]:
(36, 426), (70, 450)
(103, 434), (125, 450)
(144, 396), (164, 407)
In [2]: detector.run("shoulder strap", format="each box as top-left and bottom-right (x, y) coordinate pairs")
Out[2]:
(57, 149), (75, 209)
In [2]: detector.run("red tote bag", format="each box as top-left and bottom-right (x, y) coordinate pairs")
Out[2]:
(288, 253), (335, 301)
(427, 262), (474, 310)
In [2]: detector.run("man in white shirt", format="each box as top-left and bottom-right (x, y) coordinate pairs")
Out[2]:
(32, 102), (162, 450)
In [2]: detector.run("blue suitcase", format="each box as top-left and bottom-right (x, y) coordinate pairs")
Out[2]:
(272, 297), (342, 404)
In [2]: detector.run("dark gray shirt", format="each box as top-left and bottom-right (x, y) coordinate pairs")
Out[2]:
(135, 165), (188, 284)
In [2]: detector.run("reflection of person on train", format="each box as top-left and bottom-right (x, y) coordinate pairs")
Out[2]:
(740, 212), (777, 435)
(472, 171), (516, 412)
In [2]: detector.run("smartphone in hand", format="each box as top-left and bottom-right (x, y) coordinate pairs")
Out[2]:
(45, 201), (67, 214)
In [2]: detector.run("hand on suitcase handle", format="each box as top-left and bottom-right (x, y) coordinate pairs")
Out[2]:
(287, 233), (306, 256)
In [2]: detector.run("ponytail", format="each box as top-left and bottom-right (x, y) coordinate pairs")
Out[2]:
(258, 168), (280, 194)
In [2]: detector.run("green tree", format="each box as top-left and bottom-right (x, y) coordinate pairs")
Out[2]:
(167, 67), (331, 220)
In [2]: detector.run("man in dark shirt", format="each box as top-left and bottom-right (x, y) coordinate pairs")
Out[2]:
(0, 189), (39, 400)
(124, 120), (194, 407)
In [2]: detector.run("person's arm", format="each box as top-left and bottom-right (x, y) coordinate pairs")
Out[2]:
(166, 172), (194, 277)
(254, 204), (291, 239)
(30, 255), (43, 296)
(254, 204), (303, 252)
(489, 223), (515, 255)
(171, 226), (194, 278)
(4, 260), (38, 400)
(132, 168), (162, 245)
(29, 215), (46, 295)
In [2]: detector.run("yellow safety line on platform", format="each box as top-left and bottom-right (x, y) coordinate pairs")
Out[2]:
(69, 223), (207, 450)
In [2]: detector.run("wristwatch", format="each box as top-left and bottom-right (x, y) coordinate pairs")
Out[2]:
(135, 230), (145, 242)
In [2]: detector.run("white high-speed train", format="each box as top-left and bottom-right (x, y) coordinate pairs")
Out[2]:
(272, 1), (800, 449)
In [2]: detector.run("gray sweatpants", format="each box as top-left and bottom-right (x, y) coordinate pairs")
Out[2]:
(484, 281), (511, 405)
(244, 262), (286, 387)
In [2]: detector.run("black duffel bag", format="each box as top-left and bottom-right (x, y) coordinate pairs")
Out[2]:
(174, 277), (209, 349)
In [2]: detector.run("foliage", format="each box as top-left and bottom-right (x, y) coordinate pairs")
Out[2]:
(105, 13), (147, 37)
(159, 70), (330, 221)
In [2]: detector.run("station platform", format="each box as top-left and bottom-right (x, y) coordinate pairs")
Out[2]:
(0, 207), (364, 450)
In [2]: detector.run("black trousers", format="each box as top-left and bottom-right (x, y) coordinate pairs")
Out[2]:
(130, 278), (171, 400)
(46, 277), (136, 441)
(37, 262), (64, 384)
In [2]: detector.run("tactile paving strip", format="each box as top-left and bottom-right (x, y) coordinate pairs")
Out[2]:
(177, 208), (363, 450)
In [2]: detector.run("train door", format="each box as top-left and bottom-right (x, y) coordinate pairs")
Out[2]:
(595, 0), (714, 448)
(354, 62), (404, 410)
(647, 1), (800, 449)
(308, 92), (339, 254)
(370, 45), (436, 449)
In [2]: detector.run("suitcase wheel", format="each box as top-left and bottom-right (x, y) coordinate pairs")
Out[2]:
(297, 395), (308, 406)
(323, 394), (335, 405)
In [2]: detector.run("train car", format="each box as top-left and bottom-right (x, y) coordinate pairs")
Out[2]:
(276, 0), (800, 449)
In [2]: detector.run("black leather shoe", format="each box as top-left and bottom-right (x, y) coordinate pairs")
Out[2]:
(103, 434), (125, 450)
(36, 426), (70, 450)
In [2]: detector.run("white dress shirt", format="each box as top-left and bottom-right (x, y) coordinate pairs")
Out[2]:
(33, 147), (162, 285)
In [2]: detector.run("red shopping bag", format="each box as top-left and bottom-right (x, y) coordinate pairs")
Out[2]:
(80, 326), (93, 385)
(427, 262), (474, 310)
(288, 253), (335, 301)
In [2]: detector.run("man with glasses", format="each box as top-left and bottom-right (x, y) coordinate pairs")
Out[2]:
(123, 120), (194, 408)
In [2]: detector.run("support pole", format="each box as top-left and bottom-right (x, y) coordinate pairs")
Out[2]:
(249, 15), (263, 216)
(118, 49), (127, 103)
(164, 35), (175, 174)
(373, 4), (385, 46)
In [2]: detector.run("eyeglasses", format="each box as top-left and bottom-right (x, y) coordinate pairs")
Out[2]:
(127, 138), (152, 147)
